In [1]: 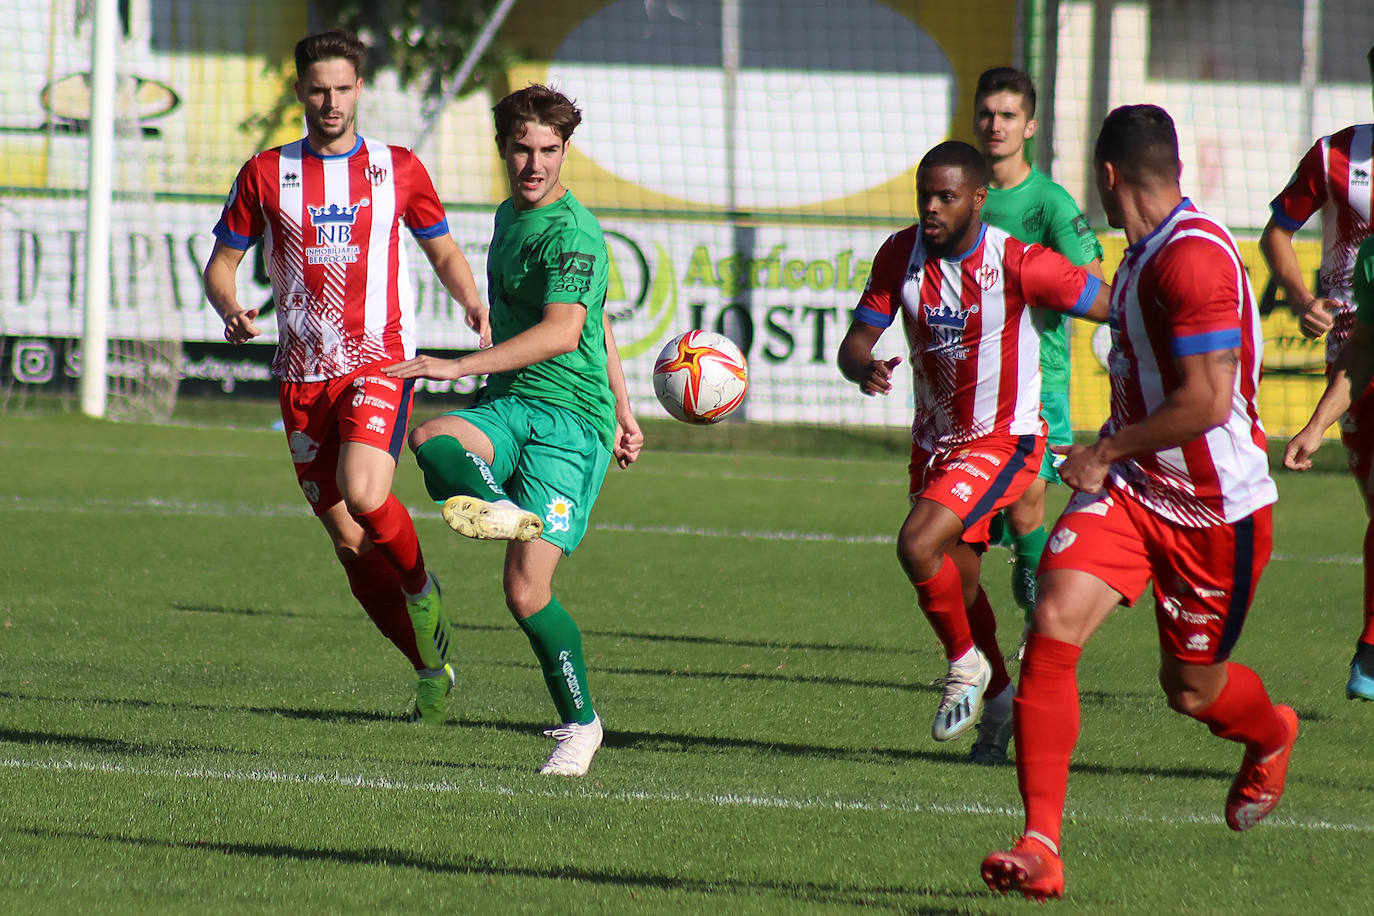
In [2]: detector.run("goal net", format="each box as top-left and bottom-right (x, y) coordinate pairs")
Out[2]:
(2, 1), (1371, 439)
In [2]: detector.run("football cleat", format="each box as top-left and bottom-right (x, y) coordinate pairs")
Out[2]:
(539, 715), (603, 777)
(982, 836), (1065, 901)
(405, 573), (451, 671)
(969, 685), (1015, 765)
(442, 495), (543, 542)
(407, 663), (455, 725)
(932, 648), (991, 741)
(1225, 704), (1298, 831)
(1347, 649), (1374, 701)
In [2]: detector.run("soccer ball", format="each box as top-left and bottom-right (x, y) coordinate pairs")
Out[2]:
(652, 330), (748, 424)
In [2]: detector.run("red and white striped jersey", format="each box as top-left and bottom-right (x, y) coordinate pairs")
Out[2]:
(1270, 123), (1374, 360)
(1102, 199), (1277, 527)
(213, 136), (450, 382)
(855, 223), (1100, 451)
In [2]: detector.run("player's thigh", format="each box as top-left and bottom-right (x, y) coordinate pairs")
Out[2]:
(1037, 487), (1152, 644)
(502, 538), (564, 618)
(336, 440), (399, 514)
(1038, 389), (1072, 484)
(897, 497), (966, 580)
(1007, 476), (1048, 533)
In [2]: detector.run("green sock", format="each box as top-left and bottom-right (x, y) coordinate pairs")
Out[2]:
(1012, 525), (1049, 572)
(413, 435), (508, 504)
(517, 596), (596, 725)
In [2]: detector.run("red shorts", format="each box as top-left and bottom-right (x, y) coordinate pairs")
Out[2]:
(1040, 484), (1273, 664)
(909, 434), (1045, 547)
(278, 362), (415, 515)
(1340, 376), (1374, 507)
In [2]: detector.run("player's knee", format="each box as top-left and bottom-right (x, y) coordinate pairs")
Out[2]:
(408, 423), (437, 453)
(1160, 678), (1213, 716)
(504, 583), (551, 618)
(895, 533), (941, 582)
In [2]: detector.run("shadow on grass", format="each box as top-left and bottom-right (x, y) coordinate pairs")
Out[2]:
(459, 621), (912, 657)
(172, 603), (308, 618)
(12, 825), (983, 912)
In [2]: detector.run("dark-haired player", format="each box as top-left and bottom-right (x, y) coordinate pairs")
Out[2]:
(983, 105), (1295, 901)
(203, 29), (488, 725)
(838, 140), (1108, 761)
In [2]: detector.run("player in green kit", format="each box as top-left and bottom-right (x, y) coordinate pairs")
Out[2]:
(968, 67), (1104, 763)
(385, 84), (643, 776)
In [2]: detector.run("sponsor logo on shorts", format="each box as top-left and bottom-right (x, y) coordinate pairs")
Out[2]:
(288, 431), (318, 464)
(1186, 633), (1211, 653)
(545, 495), (574, 533)
(950, 461), (990, 480)
(366, 415), (388, 434)
(1162, 596), (1181, 620)
(951, 482), (973, 502)
(352, 392), (393, 410)
(1049, 528), (1077, 553)
(1193, 587), (1227, 599)
(1180, 608), (1218, 625)
(353, 375), (398, 392)
(301, 480), (320, 503)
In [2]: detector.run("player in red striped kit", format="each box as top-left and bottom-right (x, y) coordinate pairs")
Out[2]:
(983, 105), (1296, 901)
(838, 140), (1109, 756)
(202, 29), (488, 724)
(1264, 45), (1374, 700)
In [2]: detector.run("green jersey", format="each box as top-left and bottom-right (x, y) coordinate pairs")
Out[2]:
(483, 192), (616, 449)
(982, 167), (1103, 392)
(1354, 235), (1374, 324)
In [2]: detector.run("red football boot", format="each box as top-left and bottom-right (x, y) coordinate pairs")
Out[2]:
(1225, 704), (1298, 831)
(982, 835), (1064, 901)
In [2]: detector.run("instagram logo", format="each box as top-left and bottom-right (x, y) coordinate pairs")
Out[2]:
(11, 340), (55, 384)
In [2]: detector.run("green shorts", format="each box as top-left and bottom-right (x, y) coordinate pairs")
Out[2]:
(1039, 389), (1072, 483)
(448, 395), (611, 556)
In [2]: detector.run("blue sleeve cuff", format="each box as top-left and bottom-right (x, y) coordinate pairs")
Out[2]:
(213, 223), (255, 250)
(410, 218), (450, 240)
(1173, 327), (1242, 357)
(1269, 201), (1305, 232)
(1068, 274), (1103, 316)
(853, 305), (895, 329)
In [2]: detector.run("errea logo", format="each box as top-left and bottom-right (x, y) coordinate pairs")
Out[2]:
(1353, 167), (1370, 187)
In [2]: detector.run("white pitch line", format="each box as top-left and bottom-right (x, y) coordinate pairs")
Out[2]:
(0, 495), (1361, 561)
(0, 756), (1368, 835)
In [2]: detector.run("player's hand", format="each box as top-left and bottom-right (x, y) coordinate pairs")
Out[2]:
(465, 303), (492, 349)
(612, 410), (644, 469)
(1295, 297), (1337, 339)
(1057, 440), (1110, 493)
(857, 356), (902, 396)
(1283, 426), (1323, 471)
(222, 307), (261, 344)
(383, 355), (464, 380)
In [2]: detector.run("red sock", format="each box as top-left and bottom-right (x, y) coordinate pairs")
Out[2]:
(1015, 632), (1082, 850)
(967, 587), (1011, 696)
(341, 548), (423, 669)
(914, 555), (974, 660)
(355, 494), (428, 595)
(1192, 662), (1286, 757)
(1361, 518), (1374, 644)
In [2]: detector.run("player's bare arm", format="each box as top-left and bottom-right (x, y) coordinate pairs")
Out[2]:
(1284, 371), (1352, 471)
(416, 234), (491, 348)
(603, 313), (643, 469)
(201, 241), (262, 344)
(1260, 217), (1336, 338)
(837, 319), (902, 395)
(384, 301), (585, 381)
(1059, 347), (1237, 492)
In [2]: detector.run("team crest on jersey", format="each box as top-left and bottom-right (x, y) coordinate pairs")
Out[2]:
(1048, 528), (1077, 553)
(365, 164), (388, 187)
(975, 264), (999, 291)
(545, 495), (574, 533)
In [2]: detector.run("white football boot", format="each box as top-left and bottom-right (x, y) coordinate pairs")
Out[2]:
(539, 715), (603, 776)
(442, 495), (543, 542)
(968, 682), (1015, 765)
(932, 647), (991, 741)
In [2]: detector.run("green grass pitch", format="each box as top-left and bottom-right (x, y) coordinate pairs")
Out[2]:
(1, 404), (1370, 913)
